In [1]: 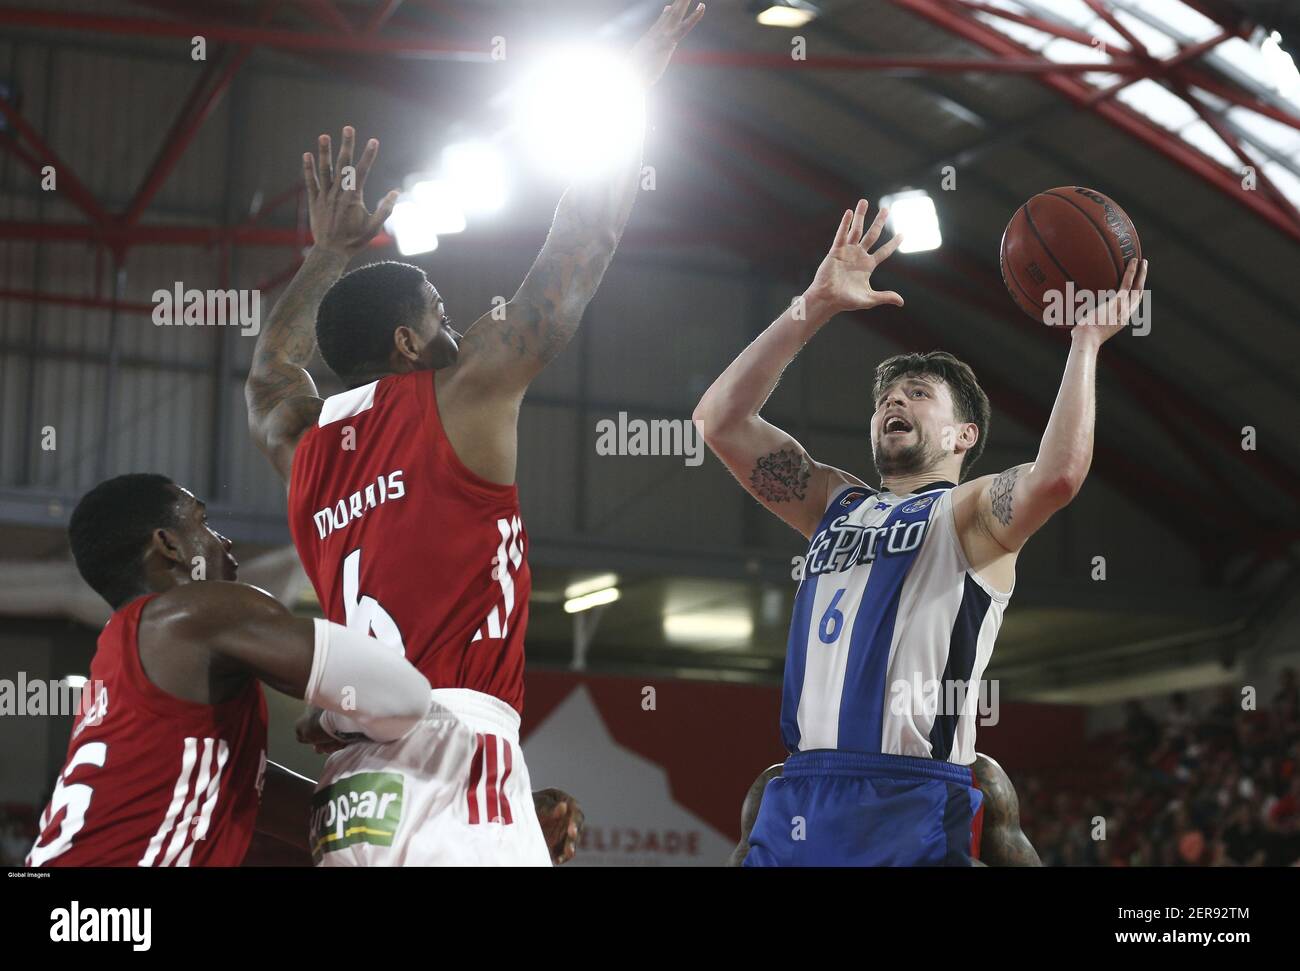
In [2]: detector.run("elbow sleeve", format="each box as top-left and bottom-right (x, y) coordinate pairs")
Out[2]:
(306, 619), (431, 742)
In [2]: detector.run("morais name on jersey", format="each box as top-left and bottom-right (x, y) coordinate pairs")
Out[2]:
(312, 470), (406, 540)
(805, 513), (930, 577)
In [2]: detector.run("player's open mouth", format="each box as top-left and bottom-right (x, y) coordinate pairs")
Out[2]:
(884, 416), (913, 435)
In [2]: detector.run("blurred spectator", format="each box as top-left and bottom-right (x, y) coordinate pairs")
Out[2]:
(1202, 686), (1238, 746)
(1165, 692), (1195, 746)
(0, 805), (37, 866)
(1275, 668), (1298, 713)
(1124, 700), (1160, 761)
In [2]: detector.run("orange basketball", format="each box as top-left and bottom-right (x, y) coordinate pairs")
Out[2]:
(999, 186), (1142, 322)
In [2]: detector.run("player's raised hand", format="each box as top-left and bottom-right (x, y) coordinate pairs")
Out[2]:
(533, 787), (585, 865)
(1073, 257), (1148, 343)
(302, 125), (399, 257)
(629, 0), (706, 87)
(808, 199), (905, 315)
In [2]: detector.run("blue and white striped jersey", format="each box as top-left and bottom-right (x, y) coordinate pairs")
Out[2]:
(781, 480), (1012, 765)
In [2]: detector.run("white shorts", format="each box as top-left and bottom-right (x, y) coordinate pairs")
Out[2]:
(309, 688), (552, 866)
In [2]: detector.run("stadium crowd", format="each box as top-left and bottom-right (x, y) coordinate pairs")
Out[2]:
(1021, 670), (1300, 866)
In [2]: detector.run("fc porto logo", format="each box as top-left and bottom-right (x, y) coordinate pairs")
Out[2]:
(839, 489), (868, 508)
(901, 495), (936, 514)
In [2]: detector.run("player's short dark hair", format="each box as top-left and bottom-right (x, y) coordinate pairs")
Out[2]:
(68, 473), (181, 608)
(316, 261), (430, 385)
(872, 350), (991, 480)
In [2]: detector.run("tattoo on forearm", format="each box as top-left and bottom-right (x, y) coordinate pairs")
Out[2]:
(990, 466), (1020, 527)
(256, 256), (342, 364)
(460, 155), (638, 371)
(750, 449), (811, 503)
(249, 253), (344, 414)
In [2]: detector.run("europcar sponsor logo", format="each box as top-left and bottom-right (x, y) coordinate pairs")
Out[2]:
(310, 771), (403, 863)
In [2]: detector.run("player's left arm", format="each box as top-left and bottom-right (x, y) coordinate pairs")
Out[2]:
(953, 259), (1148, 572)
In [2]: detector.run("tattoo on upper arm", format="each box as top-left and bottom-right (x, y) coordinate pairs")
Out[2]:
(460, 237), (605, 373)
(248, 256), (343, 418)
(517, 246), (589, 365)
(750, 449), (811, 503)
(990, 466), (1020, 527)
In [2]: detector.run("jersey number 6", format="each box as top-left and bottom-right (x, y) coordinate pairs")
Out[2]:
(342, 547), (405, 653)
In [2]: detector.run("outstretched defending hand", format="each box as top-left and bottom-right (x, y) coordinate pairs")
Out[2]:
(629, 0), (706, 87)
(303, 125), (399, 257)
(808, 199), (906, 315)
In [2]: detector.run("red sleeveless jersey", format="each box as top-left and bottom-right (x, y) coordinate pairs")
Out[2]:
(287, 371), (530, 713)
(28, 594), (268, 867)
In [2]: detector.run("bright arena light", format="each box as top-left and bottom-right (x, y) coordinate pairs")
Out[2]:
(386, 199), (438, 256)
(517, 48), (646, 180)
(755, 2), (819, 28)
(62, 675), (88, 688)
(441, 141), (508, 215)
(564, 573), (619, 600)
(1261, 31), (1300, 100)
(663, 610), (754, 647)
(564, 586), (620, 614)
(410, 180), (467, 235)
(879, 189), (942, 253)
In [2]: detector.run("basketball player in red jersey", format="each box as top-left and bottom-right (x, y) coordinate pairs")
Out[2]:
(26, 474), (433, 867)
(245, 2), (706, 865)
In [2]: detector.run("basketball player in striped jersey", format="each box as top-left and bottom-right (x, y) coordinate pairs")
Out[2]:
(695, 200), (1147, 866)
(245, 3), (704, 865)
(27, 474), (432, 867)
(726, 754), (1041, 866)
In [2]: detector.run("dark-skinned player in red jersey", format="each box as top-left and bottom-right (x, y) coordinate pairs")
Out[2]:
(245, 2), (705, 865)
(26, 474), (433, 867)
(727, 753), (1041, 867)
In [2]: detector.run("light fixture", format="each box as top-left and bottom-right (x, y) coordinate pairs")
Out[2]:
(663, 610), (754, 646)
(564, 573), (619, 600)
(517, 47), (647, 179)
(879, 188), (942, 253)
(62, 674), (88, 688)
(564, 586), (620, 614)
(410, 180), (467, 235)
(441, 140), (508, 215)
(386, 199), (438, 256)
(1260, 30), (1300, 98)
(752, 1), (820, 28)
